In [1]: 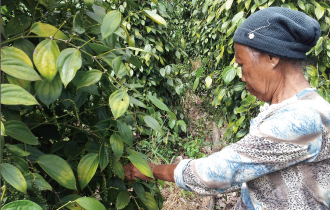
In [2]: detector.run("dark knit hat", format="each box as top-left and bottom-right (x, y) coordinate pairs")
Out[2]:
(233, 7), (321, 59)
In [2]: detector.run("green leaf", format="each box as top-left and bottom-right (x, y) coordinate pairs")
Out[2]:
(116, 191), (130, 209)
(6, 144), (30, 156)
(236, 106), (247, 113)
(101, 10), (121, 39)
(76, 70), (102, 89)
(73, 11), (86, 34)
(37, 154), (77, 190)
(232, 11), (244, 25)
(205, 76), (212, 89)
(5, 15), (31, 36)
(127, 153), (153, 178)
(117, 121), (134, 147)
(112, 56), (127, 78)
(129, 96), (147, 108)
(13, 39), (35, 63)
(297, 0), (305, 10)
(127, 55), (142, 68)
(39, 0), (55, 7)
(15, 144), (44, 162)
(236, 128), (248, 138)
(12, 156), (29, 173)
(1, 46), (33, 67)
(1, 136), (4, 160)
(1, 163), (27, 194)
(1, 122), (5, 136)
(147, 95), (170, 111)
(132, 181), (146, 201)
(25, 173), (52, 191)
(99, 143), (109, 171)
(222, 66), (236, 84)
(7, 75), (31, 91)
(142, 10), (167, 27)
(178, 120), (187, 133)
(126, 0), (138, 8)
(196, 67), (203, 78)
(60, 194), (83, 210)
(77, 153), (99, 190)
(33, 39), (60, 82)
(217, 89), (226, 102)
(143, 115), (163, 134)
(109, 89), (130, 119)
(142, 192), (158, 210)
(193, 78), (199, 91)
(315, 5), (325, 20)
(225, 0), (233, 10)
(1, 84), (39, 106)
(75, 197), (106, 210)
(168, 119), (176, 129)
(2, 200), (43, 210)
(30, 22), (69, 40)
(34, 74), (63, 107)
(1, 58), (41, 81)
(4, 121), (39, 145)
(110, 134), (124, 158)
(57, 48), (82, 88)
(114, 161), (125, 180)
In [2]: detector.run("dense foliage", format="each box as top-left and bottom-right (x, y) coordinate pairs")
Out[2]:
(1, 0), (330, 209)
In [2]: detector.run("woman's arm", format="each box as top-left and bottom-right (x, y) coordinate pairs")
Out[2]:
(123, 163), (178, 182)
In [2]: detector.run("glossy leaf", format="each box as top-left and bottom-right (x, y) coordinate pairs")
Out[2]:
(129, 96), (147, 108)
(222, 66), (236, 84)
(77, 153), (99, 189)
(205, 76), (212, 89)
(110, 134), (124, 158)
(60, 194), (83, 210)
(4, 120), (39, 145)
(143, 115), (163, 134)
(1, 58), (41, 81)
(112, 56), (127, 78)
(12, 156), (29, 173)
(116, 191), (130, 209)
(142, 192), (158, 210)
(1, 84), (38, 106)
(33, 39), (60, 81)
(168, 119), (176, 129)
(25, 173), (52, 191)
(1, 163), (27, 194)
(101, 10), (121, 39)
(2, 200), (43, 210)
(1, 46), (33, 67)
(128, 153), (153, 178)
(114, 161), (125, 180)
(117, 121), (134, 147)
(34, 74), (63, 106)
(1, 122), (5, 136)
(143, 10), (167, 27)
(6, 144), (30, 156)
(15, 144), (44, 162)
(57, 48), (82, 87)
(75, 197), (106, 210)
(76, 70), (102, 89)
(315, 5), (325, 20)
(109, 89), (130, 119)
(99, 143), (109, 171)
(37, 154), (77, 190)
(30, 22), (69, 40)
(7, 75), (31, 91)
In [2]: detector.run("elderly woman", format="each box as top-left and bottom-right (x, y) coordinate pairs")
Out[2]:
(124, 7), (330, 209)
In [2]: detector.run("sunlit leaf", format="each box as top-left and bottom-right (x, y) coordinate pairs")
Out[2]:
(1, 163), (27, 194)
(142, 10), (167, 27)
(2, 200), (42, 210)
(30, 22), (69, 40)
(77, 153), (99, 189)
(1, 84), (38, 106)
(143, 115), (163, 134)
(33, 39), (60, 82)
(127, 153), (153, 178)
(109, 89), (130, 118)
(101, 10), (121, 39)
(76, 70), (102, 89)
(57, 48), (82, 87)
(37, 154), (77, 190)
(75, 197), (106, 210)
(1, 58), (41, 81)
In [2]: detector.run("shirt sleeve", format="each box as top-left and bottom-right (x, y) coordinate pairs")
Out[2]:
(174, 105), (323, 194)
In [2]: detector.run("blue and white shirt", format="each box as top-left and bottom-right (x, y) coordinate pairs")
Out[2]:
(174, 88), (330, 209)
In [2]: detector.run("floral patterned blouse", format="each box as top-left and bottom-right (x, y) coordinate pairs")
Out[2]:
(174, 88), (330, 210)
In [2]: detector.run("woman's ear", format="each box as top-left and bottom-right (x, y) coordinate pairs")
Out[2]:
(269, 55), (280, 68)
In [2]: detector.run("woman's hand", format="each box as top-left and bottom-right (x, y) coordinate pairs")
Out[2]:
(123, 162), (156, 181)
(124, 163), (178, 182)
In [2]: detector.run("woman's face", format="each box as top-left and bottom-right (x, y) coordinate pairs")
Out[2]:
(234, 43), (281, 102)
